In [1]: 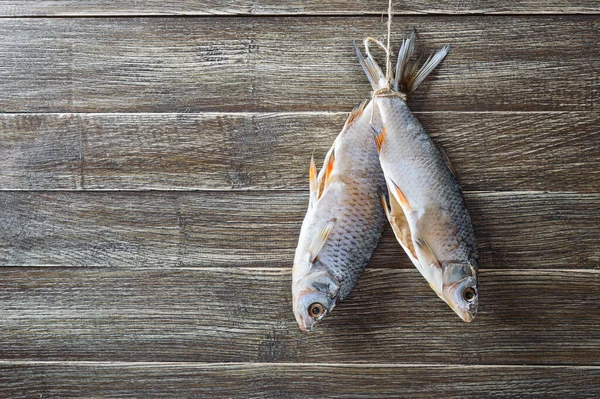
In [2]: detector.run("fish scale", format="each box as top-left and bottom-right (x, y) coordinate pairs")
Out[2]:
(319, 187), (384, 300)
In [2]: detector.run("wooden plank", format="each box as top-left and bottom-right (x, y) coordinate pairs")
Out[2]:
(1, 0), (599, 16)
(0, 17), (597, 113)
(0, 268), (598, 364)
(1, 112), (599, 192)
(0, 363), (599, 399)
(1, 191), (598, 269)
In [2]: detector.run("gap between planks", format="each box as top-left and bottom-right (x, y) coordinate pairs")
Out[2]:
(1, 267), (599, 273)
(1, 12), (600, 18)
(0, 361), (599, 370)
(0, 111), (592, 116)
(0, 190), (598, 196)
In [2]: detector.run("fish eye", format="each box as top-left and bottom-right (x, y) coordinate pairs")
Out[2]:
(308, 303), (324, 318)
(463, 287), (476, 302)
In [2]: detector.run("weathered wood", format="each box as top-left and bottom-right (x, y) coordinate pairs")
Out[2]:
(0, 268), (598, 364)
(1, 0), (599, 16)
(0, 17), (597, 113)
(1, 112), (599, 192)
(0, 362), (599, 399)
(1, 191), (598, 269)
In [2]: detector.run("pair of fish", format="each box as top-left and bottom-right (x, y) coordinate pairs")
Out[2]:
(292, 29), (478, 332)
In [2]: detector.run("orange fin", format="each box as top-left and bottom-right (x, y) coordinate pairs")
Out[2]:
(371, 126), (386, 152)
(326, 149), (335, 182)
(344, 100), (368, 130)
(309, 220), (335, 263)
(319, 148), (335, 196)
(385, 187), (418, 261)
(388, 178), (410, 211)
(379, 190), (391, 221)
(416, 237), (441, 268)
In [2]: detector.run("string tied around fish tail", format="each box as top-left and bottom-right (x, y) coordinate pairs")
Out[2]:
(363, 37), (408, 101)
(373, 87), (407, 101)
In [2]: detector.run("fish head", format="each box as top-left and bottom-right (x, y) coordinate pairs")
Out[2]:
(292, 267), (340, 332)
(442, 262), (478, 322)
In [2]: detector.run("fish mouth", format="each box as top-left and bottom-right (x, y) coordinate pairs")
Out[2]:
(295, 313), (313, 333)
(444, 297), (476, 322)
(299, 324), (311, 333)
(457, 310), (475, 323)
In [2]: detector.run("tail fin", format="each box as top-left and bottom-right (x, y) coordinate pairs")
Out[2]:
(355, 29), (450, 96)
(354, 40), (386, 91)
(394, 28), (417, 90)
(394, 29), (450, 94)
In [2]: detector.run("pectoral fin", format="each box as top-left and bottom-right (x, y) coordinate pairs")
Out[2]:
(383, 188), (418, 262)
(415, 237), (442, 268)
(388, 178), (411, 211)
(379, 190), (392, 221)
(372, 126), (386, 152)
(309, 220), (335, 263)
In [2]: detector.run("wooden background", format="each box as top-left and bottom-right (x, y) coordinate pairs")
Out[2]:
(1, 1), (599, 397)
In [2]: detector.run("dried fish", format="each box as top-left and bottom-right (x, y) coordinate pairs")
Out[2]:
(357, 30), (479, 322)
(292, 100), (386, 332)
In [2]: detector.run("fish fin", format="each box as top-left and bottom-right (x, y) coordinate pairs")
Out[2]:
(309, 220), (335, 263)
(394, 27), (416, 88)
(324, 148), (335, 188)
(316, 146), (335, 199)
(388, 178), (411, 212)
(354, 40), (386, 91)
(410, 45), (450, 92)
(344, 99), (368, 130)
(437, 144), (458, 181)
(308, 153), (318, 207)
(372, 126), (386, 152)
(415, 237), (442, 268)
(379, 190), (391, 221)
(385, 186), (418, 261)
(394, 28), (450, 94)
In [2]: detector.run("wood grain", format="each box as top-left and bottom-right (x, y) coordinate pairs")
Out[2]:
(1, 191), (598, 269)
(1, 112), (599, 192)
(0, 17), (597, 113)
(1, 0), (599, 16)
(0, 268), (598, 364)
(0, 362), (599, 399)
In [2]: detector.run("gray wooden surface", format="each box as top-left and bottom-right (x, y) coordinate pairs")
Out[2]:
(1, 1), (599, 398)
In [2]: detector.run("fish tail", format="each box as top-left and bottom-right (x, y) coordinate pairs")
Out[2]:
(354, 40), (387, 91)
(394, 28), (450, 94)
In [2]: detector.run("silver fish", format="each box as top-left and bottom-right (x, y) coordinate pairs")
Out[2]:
(292, 100), (386, 332)
(356, 30), (479, 322)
